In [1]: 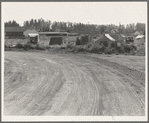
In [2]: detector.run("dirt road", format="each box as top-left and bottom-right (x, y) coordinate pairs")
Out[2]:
(4, 52), (145, 116)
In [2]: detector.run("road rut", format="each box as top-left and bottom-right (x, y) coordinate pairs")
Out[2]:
(4, 52), (145, 116)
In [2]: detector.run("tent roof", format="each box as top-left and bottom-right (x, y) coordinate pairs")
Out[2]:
(105, 34), (115, 41)
(39, 32), (68, 34)
(136, 35), (144, 39)
(120, 34), (125, 37)
(28, 33), (39, 37)
(96, 33), (115, 42)
(110, 34), (124, 41)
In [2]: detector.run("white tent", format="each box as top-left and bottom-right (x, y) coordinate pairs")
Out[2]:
(28, 33), (39, 37)
(135, 35), (144, 39)
(105, 34), (115, 41)
(28, 33), (39, 43)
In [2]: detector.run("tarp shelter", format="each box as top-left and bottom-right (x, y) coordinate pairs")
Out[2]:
(24, 28), (38, 37)
(28, 33), (39, 44)
(28, 33), (39, 37)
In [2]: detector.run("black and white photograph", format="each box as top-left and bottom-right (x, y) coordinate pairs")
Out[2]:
(1, 1), (148, 122)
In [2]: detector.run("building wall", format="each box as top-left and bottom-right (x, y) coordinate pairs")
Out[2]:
(39, 34), (77, 46)
(63, 36), (77, 46)
(5, 32), (25, 39)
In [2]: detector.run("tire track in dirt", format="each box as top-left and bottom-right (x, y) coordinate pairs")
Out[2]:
(4, 52), (145, 116)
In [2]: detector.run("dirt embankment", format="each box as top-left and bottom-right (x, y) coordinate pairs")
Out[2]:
(4, 52), (145, 116)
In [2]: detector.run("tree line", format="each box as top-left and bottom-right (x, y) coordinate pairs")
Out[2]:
(5, 19), (145, 34)
(5, 20), (20, 27)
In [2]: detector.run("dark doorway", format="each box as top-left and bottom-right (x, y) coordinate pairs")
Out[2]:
(49, 37), (62, 45)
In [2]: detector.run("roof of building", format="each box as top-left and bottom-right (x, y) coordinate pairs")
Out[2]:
(5, 27), (27, 32)
(39, 32), (68, 34)
(28, 33), (39, 37)
(105, 34), (115, 41)
(96, 33), (115, 42)
(120, 34), (125, 37)
(110, 34), (124, 41)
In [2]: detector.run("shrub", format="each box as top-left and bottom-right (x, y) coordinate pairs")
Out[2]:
(60, 46), (66, 49)
(23, 43), (35, 50)
(85, 42), (93, 49)
(23, 44), (32, 50)
(104, 47), (115, 54)
(16, 43), (23, 49)
(89, 45), (105, 53)
(111, 42), (117, 48)
(131, 45), (137, 51)
(77, 47), (86, 52)
(81, 35), (89, 45)
(124, 44), (131, 53)
(46, 45), (51, 49)
(5, 44), (8, 48)
(35, 44), (46, 50)
(136, 46), (145, 56)
(66, 43), (74, 49)
(115, 46), (124, 53)
(90, 47), (99, 53)
(123, 44), (137, 53)
(130, 50), (136, 55)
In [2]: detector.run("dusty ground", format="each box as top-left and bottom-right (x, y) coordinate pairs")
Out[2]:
(4, 51), (145, 116)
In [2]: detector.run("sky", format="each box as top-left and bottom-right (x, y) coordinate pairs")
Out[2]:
(2, 2), (147, 26)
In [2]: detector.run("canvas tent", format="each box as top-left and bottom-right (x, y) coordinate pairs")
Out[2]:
(24, 28), (38, 37)
(28, 33), (39, 44)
